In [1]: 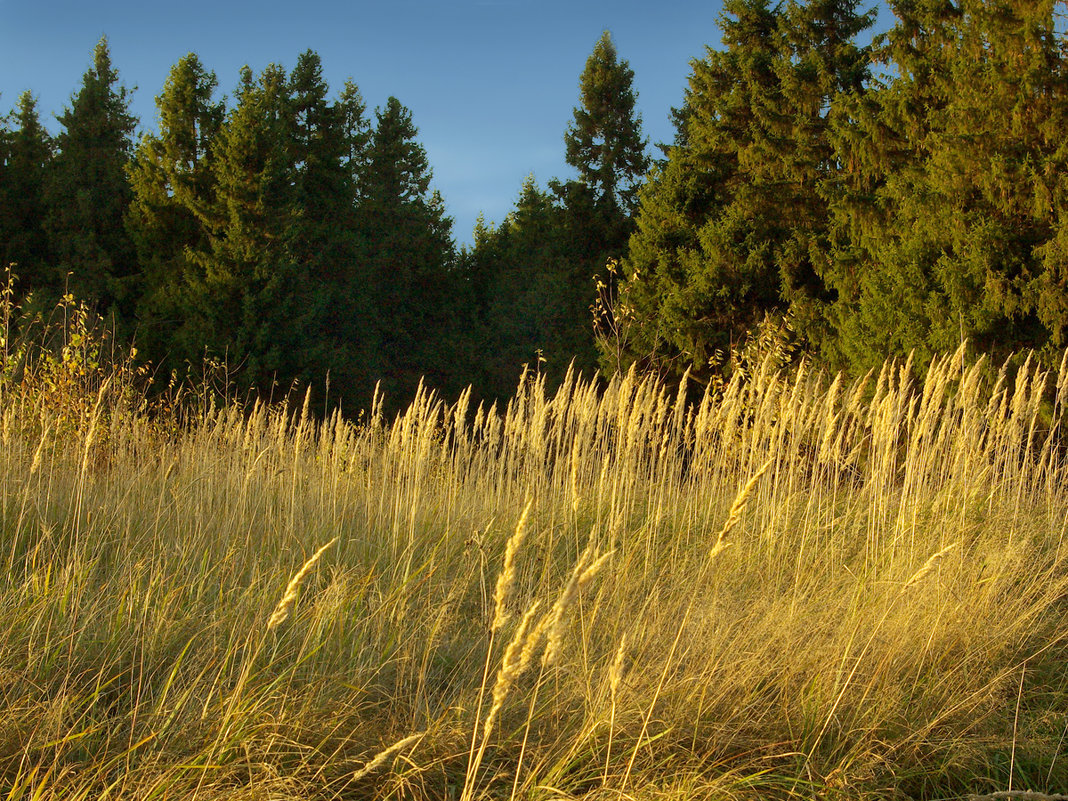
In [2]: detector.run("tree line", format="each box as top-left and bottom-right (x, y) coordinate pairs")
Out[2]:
(0, 35), (646, 412)
(4, 0), (1068, 414)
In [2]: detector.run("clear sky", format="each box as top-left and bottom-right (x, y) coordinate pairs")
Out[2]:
(0, 0), (893, 247)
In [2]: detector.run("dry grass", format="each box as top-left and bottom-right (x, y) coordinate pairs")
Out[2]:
(1, 342), (1068, 799)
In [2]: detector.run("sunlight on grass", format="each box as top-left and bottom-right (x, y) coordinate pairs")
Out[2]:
(2, 339), (1067, 799)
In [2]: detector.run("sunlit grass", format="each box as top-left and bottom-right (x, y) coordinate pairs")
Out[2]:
(2, 340), (1067, 799)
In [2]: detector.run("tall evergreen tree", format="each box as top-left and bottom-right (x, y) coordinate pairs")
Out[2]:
(330, 77), (380, 406)
(826, 0), (1068, 368)
(607, 0), (788, 381)
(202, 63), (300, 395)
(459, 176), (575, 402)
(606, 0), (872, 383)
(44, 37), (138, 319)
(283, 50), (364, 396)
(0, 91), (52, 297)
(359, 96), (455, 401)
(773, 0), (874, 342)
(126, 53), (223, 370)
(563, 31), (651, 218)
(550, 32), (651, 377)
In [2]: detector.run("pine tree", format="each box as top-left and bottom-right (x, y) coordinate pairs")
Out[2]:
(338, 80), (372, 192)
(0, 91), (52, 297)
(0, 111), (9, 258)
(126, 53), (223, 370)
(44, 37), (138, 320)
(328, 77), (380, 406)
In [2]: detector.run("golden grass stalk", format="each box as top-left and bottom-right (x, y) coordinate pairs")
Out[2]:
(903, 542), (959, 589)
(608, 633), (628, 696)
(710, 457), (774, 559)
(604, 633), (628, 786)
(348, 731), (424, 782)
(542, 542), (594, 668)
(482, 600), (542, 741)
(492, 499), (532, 631)
(267, 536), (338, 631)
(29, 425), (48, 477)
(462, 600), (543, 801)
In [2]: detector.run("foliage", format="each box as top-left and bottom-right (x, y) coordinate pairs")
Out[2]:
(126, 53), (224, 376)
(0, 268), (149, 443)
(0, 91), (52, 298)
(43, 37), (138, 323)
(563, 30), (650, 218)
(826, 0), (1068, 371)
(463, 31), (651, 404)
(358, 96), (457, 405)
(608, 0), (874, 385)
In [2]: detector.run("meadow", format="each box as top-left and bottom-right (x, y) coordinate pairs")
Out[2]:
(2, 327), (1068, 799)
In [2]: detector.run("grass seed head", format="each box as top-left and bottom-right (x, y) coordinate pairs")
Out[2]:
(349, 732), (424, 782)
(483, 600), (542, 741)
(491, 499), (532, 632)
(710, 457), (773, 558)
(904, 542), (959, 589)
(267, 537), (338, 632)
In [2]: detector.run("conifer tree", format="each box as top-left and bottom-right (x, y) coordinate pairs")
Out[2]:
(338, 80), (372, 192)
(0, 91), (52, 296)
(607, 0), (788, 381)
(359, 97), (455, 401)
(326, 77), (380, 405)
(203, 63), (299, 395)
(773, 0), (874, 342)
(126, 53), (223, 369)
(44, 37), (138, 319)
(827, 0), (1068, 367)
(551, 32), (651, 377)
(283, 51), (363, 394)
(606, 0), (872, 382)
(563, 31), (650, 218)
(460, 176), (575, 401)
(0, 112), (8, 258)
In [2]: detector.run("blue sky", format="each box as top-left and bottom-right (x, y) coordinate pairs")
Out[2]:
(0, 0), (894, 247)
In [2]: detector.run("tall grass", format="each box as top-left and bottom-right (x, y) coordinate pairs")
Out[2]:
(1, 335), (1067, 799)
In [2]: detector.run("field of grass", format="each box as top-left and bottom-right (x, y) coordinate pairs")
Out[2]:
(2, 340), (1068, 800)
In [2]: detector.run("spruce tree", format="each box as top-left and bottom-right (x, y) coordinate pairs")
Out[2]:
(203, 63), (299, 395)
(126, 53), (223, 370)
(284, 51), (364, 396)
(607, 0), (873, 382)
(359, 97), (455, 402)
(44, 37), (138, 320)
(773, 0), (874, 343)
(553, 32), (651, 377)
(607, 0), (787, 381)
(460, 176), (575, 402)
(827, 0), (1068, 368)
(0, 111), (9, 262)
(0, 91), (52, 297)
(563, 31), (650, 218)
